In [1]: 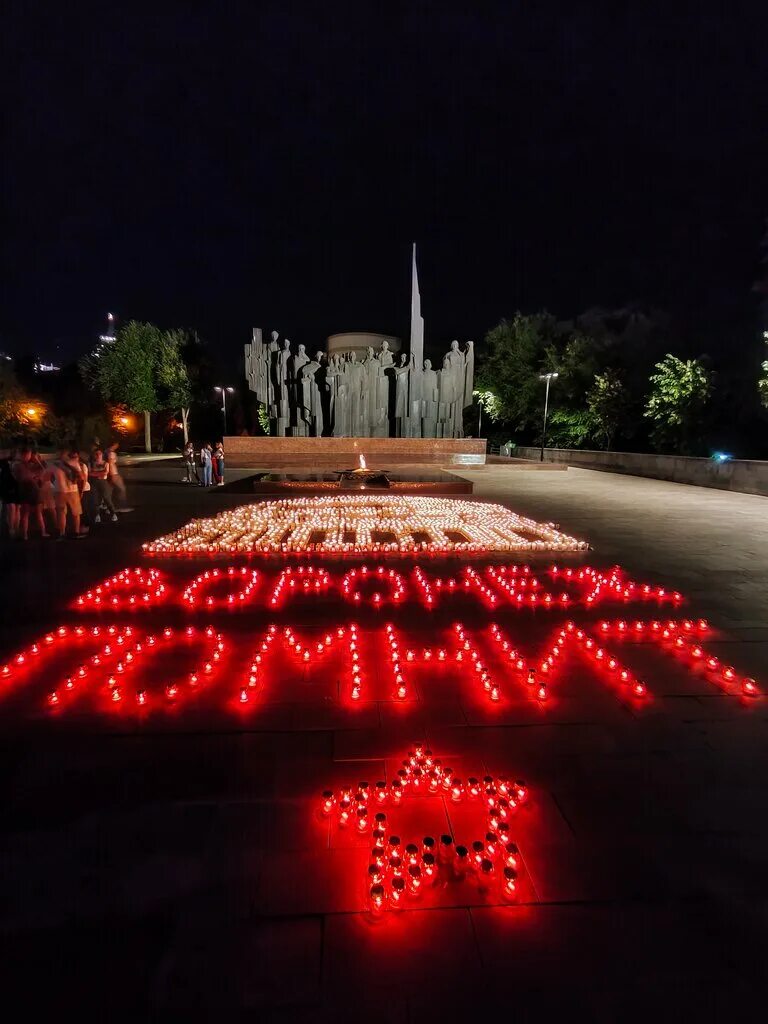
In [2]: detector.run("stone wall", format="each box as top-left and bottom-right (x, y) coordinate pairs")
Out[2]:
(515, 447), (768, 497)
(224, 436), (487, 466)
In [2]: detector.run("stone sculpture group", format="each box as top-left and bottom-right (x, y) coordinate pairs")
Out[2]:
(245, 330), (475, 438)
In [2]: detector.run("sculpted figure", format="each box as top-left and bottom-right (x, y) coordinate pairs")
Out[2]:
(245, 328), (266, 412)
(421, 358), (439, 438)
(299, 352), (324, 436)
(463, 340), (475, 410)
(366, 345), (391, 437)
(379, 339), (394, 368)
(439, 339), (465, 437)
(263, 331), (279, 432)
(327, 355), (349, 436)
(346, 351), (365, 437)
(394, 352), (413, 437)
(287, 342), (307, 436)
(408, 352), (422, 437)
(275, 338), (291, 436)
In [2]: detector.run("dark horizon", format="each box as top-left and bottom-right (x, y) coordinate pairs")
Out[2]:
(2, 5), (767, 370)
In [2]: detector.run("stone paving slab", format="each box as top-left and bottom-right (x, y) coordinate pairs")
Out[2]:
(0, 460), (766, 1016)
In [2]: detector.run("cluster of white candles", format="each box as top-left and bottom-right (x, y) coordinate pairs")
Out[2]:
(142, 496), (588, 555)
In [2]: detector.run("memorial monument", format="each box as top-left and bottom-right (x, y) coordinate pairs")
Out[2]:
(244, 245), (475, 438)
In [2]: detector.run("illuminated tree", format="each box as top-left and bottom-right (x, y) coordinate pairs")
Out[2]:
(81, 321), (191, 452)
(0, 361), (47, 442)
(644, 355), (712, 454)
(587, 369), (630, 451)
(157, 329), (192, 443)
(476, 313), (566, 434)
(758, 331), (768, 410)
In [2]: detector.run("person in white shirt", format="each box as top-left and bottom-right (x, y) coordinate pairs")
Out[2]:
(106, 442), (133, 512)
(182, 441), (198, 483)
(51, 447), (87, 538)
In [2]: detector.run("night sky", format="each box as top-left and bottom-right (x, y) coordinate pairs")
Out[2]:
(2, 4), (767, 371)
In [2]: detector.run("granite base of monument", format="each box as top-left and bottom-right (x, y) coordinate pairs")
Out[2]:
(221, 467), (473, 496)
(223, 436), (487, 468)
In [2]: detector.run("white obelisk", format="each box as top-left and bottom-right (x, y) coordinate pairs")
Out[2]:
(409, 242), (424, 370)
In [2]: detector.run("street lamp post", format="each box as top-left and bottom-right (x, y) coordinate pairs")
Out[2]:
(214, 386), (235, 435)
(538, 372), (558, 462)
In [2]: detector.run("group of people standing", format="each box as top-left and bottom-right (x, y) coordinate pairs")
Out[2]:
(0, 440), (132, 540)
(182, 441), (226, 487)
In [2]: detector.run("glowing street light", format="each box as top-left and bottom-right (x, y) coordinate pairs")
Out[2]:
(214, 386), (235, 435)
(538, 373), (558, 462)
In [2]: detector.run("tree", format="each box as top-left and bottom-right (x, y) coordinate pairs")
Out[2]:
(759, 329), (768, 411)
(475, 313), (560, 430)
(86, 321), (163, 452)
(0, 362), (48, 443)
(587, 369), (630, 450)
(81, 321), (192, 452)
(545, 408), (593, 448)
(0, 361), (25, 440)
(644, 355), (713, 454)
(157, 329), (192, 442)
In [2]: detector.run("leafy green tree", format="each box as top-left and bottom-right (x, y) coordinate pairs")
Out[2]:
(544, 331), (603, 409)
(0, 361), (25, 441)
(644, 355), (713, 454)
(46, 414), (78, 449)
(257, 403), (270, 435)
(475, 313), (559, 430)
(88, 321), (162, 452)
(157, 329), (192, 442)
(544, 407), (593, 448)
(759, 331), (768, 410)
(546, 408), (593, 448)
(81, 321), (192, 452)
(0, 362), (49, 443)
(587, 369), (630, 450)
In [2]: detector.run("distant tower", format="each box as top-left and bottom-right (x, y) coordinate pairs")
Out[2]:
(99, 311), (117, 346)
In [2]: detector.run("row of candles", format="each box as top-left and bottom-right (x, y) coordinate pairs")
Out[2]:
(320, 745), (529, 912)
(238, 623), (362, 704)
(75, 568), (166, 608)
(3, 619), (758, 712)
(550, 565), (682, 605)
(70, 563), (687, 612)
(142, 496), (589, 556)
(23, 624), (227, 708)
(182, 566), (259, 607)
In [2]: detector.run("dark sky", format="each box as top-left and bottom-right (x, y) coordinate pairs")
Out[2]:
(2, 3), (767, 370)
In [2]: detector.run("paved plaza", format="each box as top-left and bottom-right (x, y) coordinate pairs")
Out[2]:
(0, 460), (766, 1020)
